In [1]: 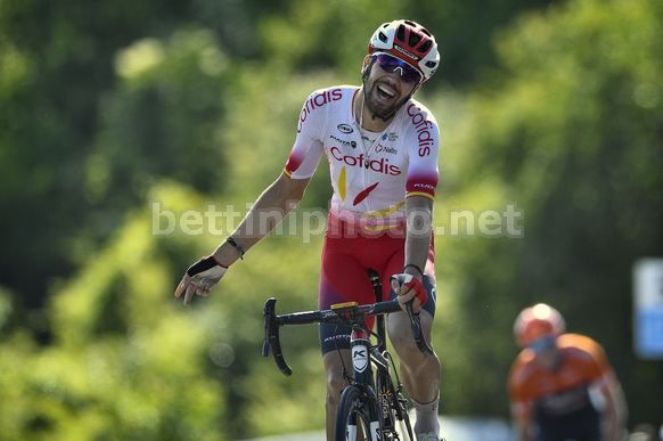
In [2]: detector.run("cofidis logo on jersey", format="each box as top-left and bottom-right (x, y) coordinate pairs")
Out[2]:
(330, 147), (401, 175)
(297, 89), (343, 133)
(407, 103), (436, 157)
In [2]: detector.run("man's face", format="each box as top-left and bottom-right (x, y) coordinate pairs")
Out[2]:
(363, 54), (421, 119)
(528, 336), (561, 370)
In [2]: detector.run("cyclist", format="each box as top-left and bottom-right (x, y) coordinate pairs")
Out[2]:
(508, 303), (627, 441)
(175, 19), (443, 441)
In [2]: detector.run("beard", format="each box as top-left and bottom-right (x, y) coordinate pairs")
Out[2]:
(363, 80), (409, 121)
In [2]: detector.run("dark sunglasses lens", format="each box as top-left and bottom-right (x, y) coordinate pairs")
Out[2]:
(529, 336), (556, 353)
(401, 68), (421, 83)
(375, 55), (421, 83)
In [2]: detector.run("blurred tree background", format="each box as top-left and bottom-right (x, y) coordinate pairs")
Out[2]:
(0, 0), (661, 439)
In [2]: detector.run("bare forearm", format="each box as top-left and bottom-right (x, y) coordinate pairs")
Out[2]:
(404, 196), (433, 276)
(213, 174), (307, 265)
(234, 184), (296, 244)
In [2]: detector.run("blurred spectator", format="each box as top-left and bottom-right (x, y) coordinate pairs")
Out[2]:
(508, 304), (627, 441)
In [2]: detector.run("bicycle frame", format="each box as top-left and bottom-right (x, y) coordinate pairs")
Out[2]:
(261, 269), (433, 441)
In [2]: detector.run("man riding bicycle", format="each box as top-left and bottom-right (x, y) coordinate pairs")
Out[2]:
(508, 304), (628, 441)
(175, 19), (444, 441)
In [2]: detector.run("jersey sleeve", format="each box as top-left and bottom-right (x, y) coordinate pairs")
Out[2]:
(403, 103), (440, 200)
(283, 90), (327, 179)
(560, 334), (613, 384)
(581, 336), (613, 383)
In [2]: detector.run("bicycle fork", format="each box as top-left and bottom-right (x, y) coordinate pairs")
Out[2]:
(350, 326), (381, 441)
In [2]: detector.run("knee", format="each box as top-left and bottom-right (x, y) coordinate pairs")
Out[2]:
(326, 370), (348, 405)
(389, 329), (438, 370)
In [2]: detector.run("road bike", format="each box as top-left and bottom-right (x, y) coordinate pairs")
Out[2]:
(262, 270), (433, 441)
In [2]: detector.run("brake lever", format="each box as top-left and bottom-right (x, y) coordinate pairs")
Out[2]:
(405, 301), (434, 356)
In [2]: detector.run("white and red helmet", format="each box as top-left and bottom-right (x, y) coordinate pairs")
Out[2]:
(513, 303), (566, 348)
(368, 20), (440, 82)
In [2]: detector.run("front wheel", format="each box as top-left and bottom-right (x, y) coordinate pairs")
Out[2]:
(335, 385), (380, 441)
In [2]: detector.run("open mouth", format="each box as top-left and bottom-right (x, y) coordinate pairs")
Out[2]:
(376, 83), (397, 100)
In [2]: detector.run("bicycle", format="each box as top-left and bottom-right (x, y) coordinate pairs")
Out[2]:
(262, 270), (433, 441)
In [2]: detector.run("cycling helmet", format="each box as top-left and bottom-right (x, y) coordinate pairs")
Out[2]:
(513, 303), (566, 348)
(368, 20), (440, 82)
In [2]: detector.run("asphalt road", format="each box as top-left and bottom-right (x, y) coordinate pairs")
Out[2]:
(240, 416), (514, 441)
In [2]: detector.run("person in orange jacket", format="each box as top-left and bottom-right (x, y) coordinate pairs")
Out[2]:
(508, 303), (627, 441)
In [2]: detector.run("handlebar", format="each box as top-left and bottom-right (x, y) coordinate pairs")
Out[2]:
(262, 297), (432, 376)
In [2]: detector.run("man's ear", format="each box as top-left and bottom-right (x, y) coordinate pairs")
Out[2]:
(361, 55), (371, 75)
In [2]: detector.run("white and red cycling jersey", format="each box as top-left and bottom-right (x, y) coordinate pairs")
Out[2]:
(284, 86), (440, 232)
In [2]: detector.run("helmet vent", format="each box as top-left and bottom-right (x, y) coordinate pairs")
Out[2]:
(378, 32), (388, 43)
(419, 40), (432, 52)
(420, 28), (432, 37)
(408, 32), (421, 47)
(404, 20), (417, 27)
(396, 24), (406, 42)
(425, 61), (437, 68)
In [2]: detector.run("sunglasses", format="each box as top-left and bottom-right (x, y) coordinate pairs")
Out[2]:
(528, 336), (557, 354)
(372, 53), (422, 84)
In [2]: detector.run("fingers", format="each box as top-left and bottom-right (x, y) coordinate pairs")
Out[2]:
(176, 274), (214, 305)
(183, 280), (198, 305)
(175, 275), (190, 298)
(390, 277), (402, 293)
(396, 287), (422, 313)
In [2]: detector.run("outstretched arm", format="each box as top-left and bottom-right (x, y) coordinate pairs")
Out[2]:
(213, 173), (310, 266)
(175, 172), (310, 304)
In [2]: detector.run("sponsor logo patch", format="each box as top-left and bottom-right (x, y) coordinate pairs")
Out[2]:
(329, 134), (357, 148)
(374, 143), (397, 155)
(394, 45), (419, 61)
(352, 345), (368, 373)
(337, 123), (354, 134)
(382, 132), (398, 142)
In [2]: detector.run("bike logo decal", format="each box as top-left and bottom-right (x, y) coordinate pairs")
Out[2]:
(352, 346), (368, 373)
(337, 123), (354, 134)
(370, 421), (380, 441)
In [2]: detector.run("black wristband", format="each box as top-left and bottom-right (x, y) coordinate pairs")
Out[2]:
(403, 263), (424, 277)
(187, 256), (220, 277)
(226, 237), (245, 260)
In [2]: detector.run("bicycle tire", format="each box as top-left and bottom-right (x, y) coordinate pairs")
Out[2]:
(335, 385), (379, 441)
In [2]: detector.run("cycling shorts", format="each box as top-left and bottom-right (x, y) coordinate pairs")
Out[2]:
(535, 402), (601, 441)
(318, 215), (436, 354)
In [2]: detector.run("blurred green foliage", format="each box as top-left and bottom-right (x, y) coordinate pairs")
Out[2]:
(0, 0), (661, 439)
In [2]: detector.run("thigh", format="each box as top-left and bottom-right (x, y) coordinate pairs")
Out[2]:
(319, 244), (375, 354)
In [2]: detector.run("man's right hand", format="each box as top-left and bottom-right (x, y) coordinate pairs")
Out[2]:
(174, 256), (227, 305)
(391, 273), (428, 313)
